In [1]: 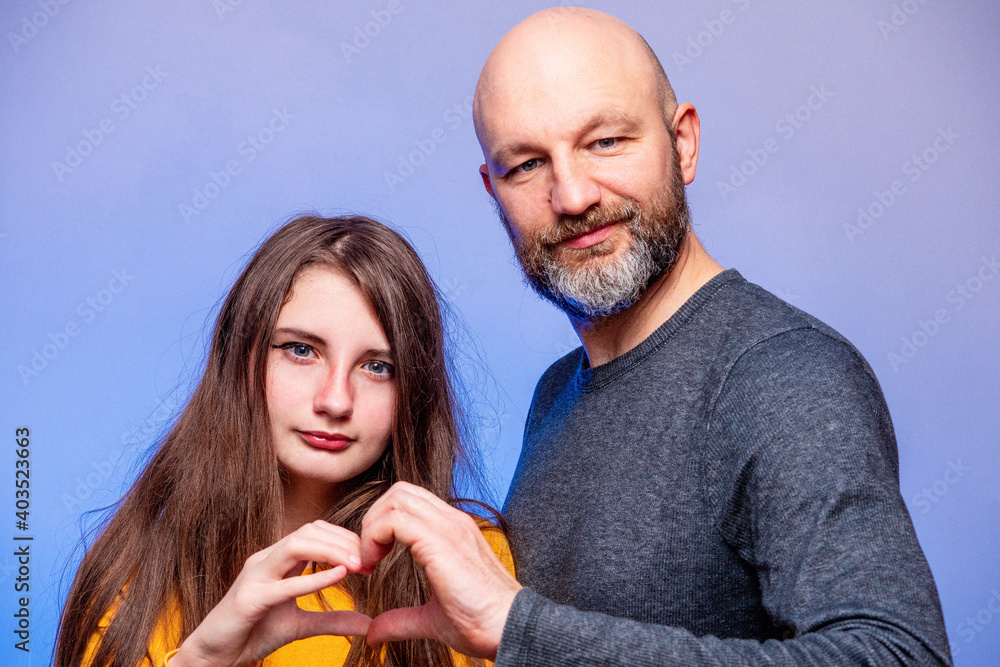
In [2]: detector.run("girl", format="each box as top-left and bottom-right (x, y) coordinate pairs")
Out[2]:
(56, 215), (511, 667)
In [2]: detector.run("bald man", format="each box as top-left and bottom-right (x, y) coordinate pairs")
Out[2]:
(360, 8), (950, 665)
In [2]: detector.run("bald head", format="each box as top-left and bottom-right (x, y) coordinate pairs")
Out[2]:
(474, 8), (677, 149)
(472, 8), (706, 326)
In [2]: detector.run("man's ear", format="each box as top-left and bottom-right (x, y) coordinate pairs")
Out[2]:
(671, 103), (701, 185)
(479, 164), (496, 198)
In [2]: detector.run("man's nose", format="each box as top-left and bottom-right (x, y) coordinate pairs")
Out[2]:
(550, 157), (601, 217)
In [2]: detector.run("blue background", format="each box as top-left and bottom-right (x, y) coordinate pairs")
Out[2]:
(2, 0), (998, 663)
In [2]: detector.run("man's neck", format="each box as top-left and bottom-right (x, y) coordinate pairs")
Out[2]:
(572, 232), (723, 368)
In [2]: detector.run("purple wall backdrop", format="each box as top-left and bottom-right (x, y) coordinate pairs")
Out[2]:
(2, 1), (997, 663)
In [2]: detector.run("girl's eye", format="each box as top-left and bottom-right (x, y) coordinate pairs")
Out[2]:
(273, 342), (315, 360)
(363, 360), (395, 377)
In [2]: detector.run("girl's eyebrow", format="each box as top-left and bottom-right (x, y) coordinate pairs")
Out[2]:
(272, 327), (326, 347)
(273, 328), (394, 360)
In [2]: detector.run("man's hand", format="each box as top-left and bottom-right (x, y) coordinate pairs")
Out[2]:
(360, 481), (522, 660)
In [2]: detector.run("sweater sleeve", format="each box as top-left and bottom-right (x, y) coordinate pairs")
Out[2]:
(495, 329), (951, 666)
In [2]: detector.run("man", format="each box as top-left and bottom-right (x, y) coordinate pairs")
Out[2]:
(359, 8), (951, 665)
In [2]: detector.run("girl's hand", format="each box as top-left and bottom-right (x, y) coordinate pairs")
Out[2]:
(169, 520), (372, 667)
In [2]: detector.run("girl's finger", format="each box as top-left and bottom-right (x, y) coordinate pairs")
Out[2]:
(256, 531), (363, 579)
(251, 564), (350, 609)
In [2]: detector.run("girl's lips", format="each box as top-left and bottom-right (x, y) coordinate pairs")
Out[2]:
(298, 431), (354, 452)
(560, 221), (620, 249)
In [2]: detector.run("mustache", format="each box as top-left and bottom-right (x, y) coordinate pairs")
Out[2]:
(541, 199), (643, 246)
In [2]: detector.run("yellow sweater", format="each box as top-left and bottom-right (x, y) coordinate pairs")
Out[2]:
(86, 525), (513, 667)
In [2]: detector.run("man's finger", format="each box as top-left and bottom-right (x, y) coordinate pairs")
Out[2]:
(292, 609), (374, 640)
(358, 530), (395, 570)
(359, 484), (430, 566)
(360, 483), (461, 567)
(365, 604), (435, 645)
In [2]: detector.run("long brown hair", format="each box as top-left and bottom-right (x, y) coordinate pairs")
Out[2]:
(56, 215), (491, 667)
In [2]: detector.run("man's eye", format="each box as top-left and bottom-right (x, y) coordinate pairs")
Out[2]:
(595, 137), (618, 149)
(516, 158), (542, 173)
(363, 360), (395, 377)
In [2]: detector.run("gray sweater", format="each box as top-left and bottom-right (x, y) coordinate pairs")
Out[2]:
(498, 270), (950, 666)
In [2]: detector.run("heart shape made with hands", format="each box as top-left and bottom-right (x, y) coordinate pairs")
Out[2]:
(335, 481), (521, 660)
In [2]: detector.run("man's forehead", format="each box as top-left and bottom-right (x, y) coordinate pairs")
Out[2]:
(479, 71), (658, 164)
(474, 8), (664, 152)
(481, 33), (652, 105)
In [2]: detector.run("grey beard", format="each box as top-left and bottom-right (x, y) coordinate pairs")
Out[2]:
(497, 187), (690, 322)
(531, 216), (673, 320)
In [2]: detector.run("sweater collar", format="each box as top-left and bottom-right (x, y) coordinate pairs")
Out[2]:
(575, 269), (743, 392)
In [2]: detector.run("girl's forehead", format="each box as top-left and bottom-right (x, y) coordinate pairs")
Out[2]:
(276, 266), (389, 347)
